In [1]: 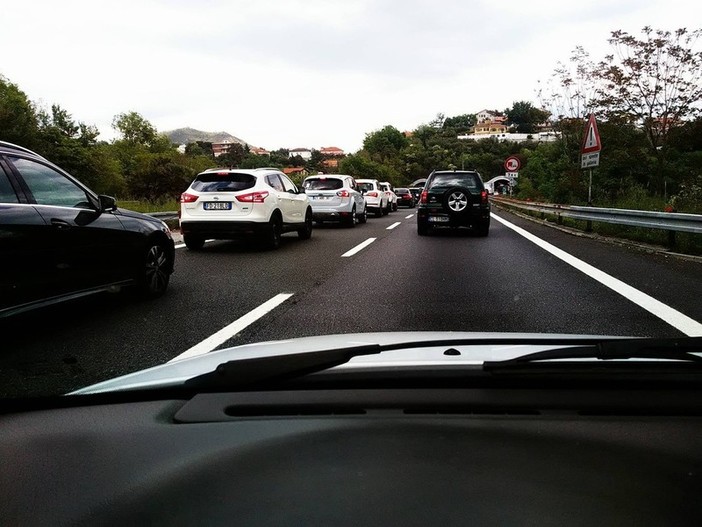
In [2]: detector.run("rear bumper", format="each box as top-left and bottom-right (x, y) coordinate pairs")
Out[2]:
(416, 207), (490, 227)
(180, 220), (268, 238)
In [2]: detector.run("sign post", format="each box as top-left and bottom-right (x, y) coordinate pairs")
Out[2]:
(504, 156), (521, 195)
(580, 114), (602, 231)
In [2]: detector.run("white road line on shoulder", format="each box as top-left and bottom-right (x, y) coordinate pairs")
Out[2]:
(387, 222), (401, 230)
(168, 293), (294, 362)
(491, 213), (702, 336)
(405, 214), (414, 219)
(342, 237), (377, 257)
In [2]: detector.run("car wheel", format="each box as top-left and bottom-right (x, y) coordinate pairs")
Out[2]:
(183, 234), (205, 250)
(375, 207), (383, 218)
(344, 206), (357, 228)
(139, 241), (171, 297)
(383, 202), (389, 215)
(264, 215), (283, 249)
(358, 207), (367, 224)
(392, 202), (398, 212)
(442, 187), (472, 216)
(476, 219), (490, 237)
(417, 221), (430, 236)
(298, 209), (313, 239)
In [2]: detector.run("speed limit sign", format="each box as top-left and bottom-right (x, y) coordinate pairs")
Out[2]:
(504, 156), (521, 172)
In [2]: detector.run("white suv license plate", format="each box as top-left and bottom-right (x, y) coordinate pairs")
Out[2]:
(204, 202), (232, 210)
(428, 216), (449, 223)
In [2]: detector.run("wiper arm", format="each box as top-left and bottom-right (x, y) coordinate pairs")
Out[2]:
(483, 337), (702, 371)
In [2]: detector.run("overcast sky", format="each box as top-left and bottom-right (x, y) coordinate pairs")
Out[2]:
(2, 1), (700, 152)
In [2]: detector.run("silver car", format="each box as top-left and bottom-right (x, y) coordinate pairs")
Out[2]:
(302, 174), (367, 227)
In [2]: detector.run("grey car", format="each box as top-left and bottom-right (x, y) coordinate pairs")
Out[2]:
(302, 174), (367, 227)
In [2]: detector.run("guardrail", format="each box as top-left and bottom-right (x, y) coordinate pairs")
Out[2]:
(147, 211), (178, 220)
(490, 196), (702, 248)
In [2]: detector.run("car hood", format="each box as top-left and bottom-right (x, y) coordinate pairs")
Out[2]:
(116, 207), (164, 223)
(71, 331), (623, 395)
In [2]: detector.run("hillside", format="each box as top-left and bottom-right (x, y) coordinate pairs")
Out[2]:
(164, 127), (248, 145)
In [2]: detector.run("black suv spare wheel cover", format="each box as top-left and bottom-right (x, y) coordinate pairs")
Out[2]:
(442, 187), (472, 215)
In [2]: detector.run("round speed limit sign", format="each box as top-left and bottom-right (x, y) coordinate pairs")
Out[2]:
(504, 156), (521, 172)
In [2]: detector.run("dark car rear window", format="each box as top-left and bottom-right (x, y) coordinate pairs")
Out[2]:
(395, 188), (410, 194)
(304, 178), (343, 190)
(191, 173), (257, 192)
(429, 173), (481, 190)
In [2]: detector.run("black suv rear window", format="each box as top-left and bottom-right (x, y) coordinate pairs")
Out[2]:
(429, 172), (481, 190)
(304, 178), (343, 190)
(192, 173), (256, 192)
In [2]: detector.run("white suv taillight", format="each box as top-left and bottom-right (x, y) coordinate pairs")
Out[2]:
(181, 192), (198, 203)
(337, 190), (350, 198)
(236, 191), (269, 203)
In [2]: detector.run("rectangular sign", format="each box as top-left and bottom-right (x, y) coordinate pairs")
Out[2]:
(581, 152), (600, 169)
(506, 172), (519, 178)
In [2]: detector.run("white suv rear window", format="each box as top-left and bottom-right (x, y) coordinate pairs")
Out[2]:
(304, 178), (343, 190)
(192, 173), (257, 192)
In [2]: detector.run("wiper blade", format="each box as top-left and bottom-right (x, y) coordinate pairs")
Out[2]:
(483, 337), (702, 371)
(182, 336), (636, 391)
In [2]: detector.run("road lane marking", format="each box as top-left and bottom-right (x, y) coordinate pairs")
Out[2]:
(168, 293), (294, 362)
(342, 237), (377, 257)
(405, 214), (414, 219)
(387, 222), (401, 230)
(491, 213), (702, 336)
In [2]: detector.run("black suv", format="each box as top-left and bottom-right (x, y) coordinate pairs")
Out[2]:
(0, 141), (175, 317)
(416, 170), (490, 236)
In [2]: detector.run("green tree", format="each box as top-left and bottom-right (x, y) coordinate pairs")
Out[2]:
(0, 75), (40, 147)
(363, 125), (408, 162)
(443, 114), (476, 133)
(112, 111), (158, 146)
(505, 101), (550, 133)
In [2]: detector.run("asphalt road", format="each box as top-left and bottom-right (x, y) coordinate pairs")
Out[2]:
(2, 206), (702, 398)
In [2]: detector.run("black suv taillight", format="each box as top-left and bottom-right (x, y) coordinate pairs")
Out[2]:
(480, 190), (488, 204)
(420, 190), (428, 204)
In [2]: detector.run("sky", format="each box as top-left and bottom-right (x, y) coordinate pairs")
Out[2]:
(2, 0), (701, 153)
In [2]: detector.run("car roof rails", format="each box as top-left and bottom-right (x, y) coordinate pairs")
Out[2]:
(0, 141), (47, 160)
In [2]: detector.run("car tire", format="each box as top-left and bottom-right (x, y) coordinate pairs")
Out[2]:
(298, 209), (313, 239)
(263, 215), (283, 250)
(358, 207), (367, 224)
(139, 241), (171, 297)
(344, 206), (357, 228)
(392, 202), (398, 212)
(375, 207), (383, 218)
(476, 219), (490, 237)
(442, 187), (472, 216)
(183, 234), (205, 251)
(383, 202), (389, 215)
(417, 221), (430, 236)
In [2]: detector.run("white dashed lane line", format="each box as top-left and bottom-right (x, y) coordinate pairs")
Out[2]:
(342, 237), (377, 257)
(405, 214), (414, 219)
(386, 222), (401, 230)
(168, 293), (295, 362)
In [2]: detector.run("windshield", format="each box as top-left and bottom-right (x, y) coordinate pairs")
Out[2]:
(1, 2), (702, 400)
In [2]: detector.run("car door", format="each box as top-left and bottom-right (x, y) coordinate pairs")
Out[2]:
(348, 177), (365, 213)
(0, 158), (56, 314)
(265, 173), (292, 223)
(279, 173), (306, 223)
(7, 155), (131, 295)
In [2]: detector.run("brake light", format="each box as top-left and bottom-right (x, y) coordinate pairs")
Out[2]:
(180, 193), (198, 203)
(480, 190), (488, 204)
(337, 190), (350, 198)
(366, 191), (378, 197)
(236, 191), (269, 203)
(420, 190), (428, 203)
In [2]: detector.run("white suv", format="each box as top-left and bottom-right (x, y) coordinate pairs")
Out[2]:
(380, 182), (398, 212)
(302, 174), (367, 227)
(356, 179), (389, 217)
(180, 168), (312, 250)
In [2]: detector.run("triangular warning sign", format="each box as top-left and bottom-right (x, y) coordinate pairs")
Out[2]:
(581, 114), (602, 154)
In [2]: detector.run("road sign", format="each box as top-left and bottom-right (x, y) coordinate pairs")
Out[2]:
(581, 152), (600, 169)
(581, 114), (601, 154)
(504, 156), (521, 172)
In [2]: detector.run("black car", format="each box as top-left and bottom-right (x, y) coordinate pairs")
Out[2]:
(408, 187), (422, 203)
(394, 188), (415, 208)
(416, 170), (490, 236)
(0, 141), (175, 317)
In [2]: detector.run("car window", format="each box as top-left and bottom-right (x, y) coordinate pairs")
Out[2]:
(279, 174), (297, 193)
(191, 173), (256, 192)
(396, 188), (409, 194)
(305, 178), (343, 190)
(429, 173), (481, 190)
(357, 182), (374, 193)
(0, 167), (19, 203)
(265, 174), (285, 192)
(10, 156), (90, 208)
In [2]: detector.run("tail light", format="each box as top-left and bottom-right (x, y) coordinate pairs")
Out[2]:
(420, 190), (428, 204)
(366, 191), (378, 197)
(480, 190), (488, 204)
(236, 191), (269, 203)
(180, 193), (198, 203)
(337, 190), (350, 198)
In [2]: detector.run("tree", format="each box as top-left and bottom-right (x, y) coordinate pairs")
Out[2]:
(0, 75), (40, 147)
(443, 114), (476, 133)
(505, 101), (550, 133)
(112, 111), (158, 146)
(362, 125), (408, 162)
(596, 27), (702, 153)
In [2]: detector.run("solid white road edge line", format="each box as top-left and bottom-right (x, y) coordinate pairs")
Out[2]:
(167, 293), (294, 362)
(342, 237), (377, 257)
(387, 222), (401, 230)
(405, 214), (414, 219)
(491, 213), (702, 336)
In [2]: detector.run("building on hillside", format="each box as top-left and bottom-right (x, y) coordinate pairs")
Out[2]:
(250, 147), (270, 156)
(319, 146), (345, 156)
(289, 148), (312, 161)
(283, 167), (309, 178)
(457, 131), (560, 143)
(322, 158), (340, 169)
(473, 121), (509, 134)
(212, 140), (241, 157)
(475, 109), (502, 123)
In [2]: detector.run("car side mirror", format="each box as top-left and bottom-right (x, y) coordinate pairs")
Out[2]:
(98, 195), (117, 212)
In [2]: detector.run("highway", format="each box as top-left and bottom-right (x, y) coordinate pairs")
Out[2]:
(2, 207), (702, 397)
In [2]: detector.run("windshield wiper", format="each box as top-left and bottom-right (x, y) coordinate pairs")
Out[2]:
(483, 337), (702, 372)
